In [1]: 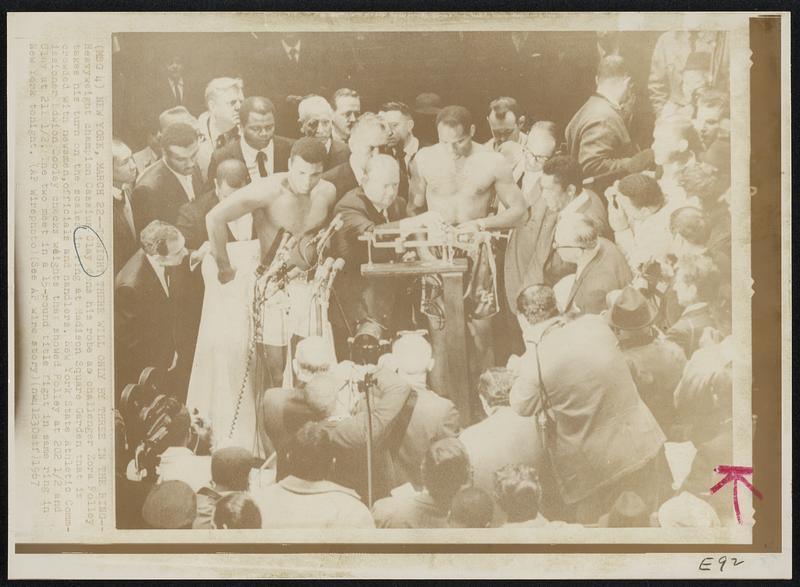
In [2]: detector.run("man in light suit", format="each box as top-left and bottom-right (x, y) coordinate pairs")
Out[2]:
(206, 96), (295, 185)
(176, 159), (253, 250)
(510, 285), (667, 524)
(552, 212), (632, 316)
(131, 122), (204, 233)
(112, 138), (139, 276)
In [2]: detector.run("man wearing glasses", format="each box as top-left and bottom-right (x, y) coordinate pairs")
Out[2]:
(519, 121), (560, 207)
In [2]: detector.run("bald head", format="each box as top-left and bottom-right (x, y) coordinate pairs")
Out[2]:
(215, 159), (249, 199)
(293, 336), (334, 384)
(391, 333), (434, 378)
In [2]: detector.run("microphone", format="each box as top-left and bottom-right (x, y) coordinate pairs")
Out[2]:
(322, 258), (346, 300)
(313, 257), (335, 294)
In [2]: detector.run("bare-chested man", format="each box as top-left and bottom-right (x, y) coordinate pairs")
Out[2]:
(206, 137), (338, 388)
(408, 105), (527, 415)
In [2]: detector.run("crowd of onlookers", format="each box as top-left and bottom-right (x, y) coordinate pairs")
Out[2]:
(113, 29), (736, 530)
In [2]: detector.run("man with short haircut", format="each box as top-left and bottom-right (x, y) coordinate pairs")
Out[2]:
(206, 138), (338, 389)
(112, 138), (139, 275)
(198, 77), (244, 149)
(652, 114), (704, 203)
(137, 105), (213, 182)
(519, 121), (559, 206)
(448, 487), (494, 528)
(383, 332), (461, 490)
(484, 96), (527, 184)
(510, 285), (667, 524)
(380, 101), (419, 201)
(667, 254), (722, 359)
(254, 422), (375, 528)
(332, 88), (361, 143)
(372, 437), (472, 528)
(207, 96), (295, 184)
(115, 220), (189, 394)
(409, 105), (528, 400)
(323, 112), (392, 200)
(176, 159), (253, 250)
(494, 464), (549, 527)
(551, 212), (632, 315)
(297, 95), (350, 170)
(193, 446), (256, 529)
(504, 155), (609, 318)
(566, 55), (652, 194)
(131, 122), (204, 232)
(458, 367), (541, 525)
(693, 89), (729, 151)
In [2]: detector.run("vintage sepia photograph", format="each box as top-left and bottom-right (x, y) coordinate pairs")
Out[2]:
(9, 9), (790, 579)
(110, 27), (742, 533)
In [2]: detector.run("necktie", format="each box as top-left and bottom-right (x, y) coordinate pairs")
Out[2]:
(164, 266), (172, 297)
(256, 150), (268, 177)
(382, 208), (391, 224)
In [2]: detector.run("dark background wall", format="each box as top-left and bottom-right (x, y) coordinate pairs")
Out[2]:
(112, 31), (661, 150)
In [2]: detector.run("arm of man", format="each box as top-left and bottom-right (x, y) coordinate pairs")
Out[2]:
(175, 202), (204, 251)
(485, 156), (527, 229)
(509, 354), (544, 417)
(206, 180), (273, 278)
(647, 35), (670, 118)
(407, 154), (428, 217)
(435, 399), (462, 440)
(578, 119), (635, 179)
(327, 367), (412, 450)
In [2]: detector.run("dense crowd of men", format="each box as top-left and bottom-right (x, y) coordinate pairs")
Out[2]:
(113, 30), (735, 530)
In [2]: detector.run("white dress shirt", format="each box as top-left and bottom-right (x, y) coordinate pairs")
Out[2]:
(112, 185), (136, 235)
(403, 135), (420, 168)
(281, 39), (301, 62)
(145, 254), (170, 296)
(166, 162), (196, 201)
(240, 135), (275, 180)
(168, 77), (184, 104)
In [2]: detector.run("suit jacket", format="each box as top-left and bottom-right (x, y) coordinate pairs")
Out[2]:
(566, 94), (640, 192)
(113, 195), (139, 277)
(330, 188), (408, 345)
(393, 386), (461, 490)
(206, 135), (295, 184)
(666, 304), (718, 359)
(504, 190), (609, 310)
(175, 189), (257, 250)
(563, 237), (632, 315)
(321, 158), (359, 201)
(131, 160), (204, 233)
(326, 139), (351, 171)
(114, 250), (178, 394)
(510, 314), (666, 505)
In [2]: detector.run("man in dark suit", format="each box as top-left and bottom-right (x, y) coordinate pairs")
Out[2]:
(297, 95), (350, 171)
(553, 212), (633, 316)
(249, 33), (331, 139)
(322, 113), (391, 201)
(668, 253), (722, 359)
(566, 55), (653, 195)
(115, 221), (189, 399)
(206, 96), (295, 185)
(112, 138), (139, 275)
(131, 122), (204, 233)
(176, 159), (252, 250)
(329, 154), (409, 359)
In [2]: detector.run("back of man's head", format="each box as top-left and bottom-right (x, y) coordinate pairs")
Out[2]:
(516, 285), (559, 326)
(303, 374), (341, 419)
(216, 158), (249, 190)
(211, 446), (254, 491)
(596, 54), (630, 84)
(449, 486), (494, 528)
(391, 333), (433, 377)
(213, 492), (262, 529)
(617, 173), (664, 211)
(294, 335), (334, 383)
(494, 463), (542, 523)
(670, 206), (711, 247)
(477, 367), (517, 410)
(288, 421), (334, 482)
(541, 155), (582, 193)
(556, 212), (599, 250)
(421, 437), (471, 505)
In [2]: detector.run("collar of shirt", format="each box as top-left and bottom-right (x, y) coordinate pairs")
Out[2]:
(200, 111), (235, 147)
(281, 39), (301, 58)
(240, 135), (274, 177)
(279, 475), (361, 500)
(595, 91), (623, 112)
(145, 254), (170, 295)
(561, 189), (590, 216)
(575, 243), (601, 281)
(112, 185), (124, 202)
(349, 155), (365, 185)
(164, 161), (196, 201)
(403, 135), (420, 164)
(169, 77), (183, 88)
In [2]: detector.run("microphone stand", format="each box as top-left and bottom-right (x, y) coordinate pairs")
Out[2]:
(359, 371), (375, 508)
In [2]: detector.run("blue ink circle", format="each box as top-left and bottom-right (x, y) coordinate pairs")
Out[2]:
(72, 225), (108, 277)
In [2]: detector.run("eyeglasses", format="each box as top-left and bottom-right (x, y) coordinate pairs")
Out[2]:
(521, 145), (552, 163)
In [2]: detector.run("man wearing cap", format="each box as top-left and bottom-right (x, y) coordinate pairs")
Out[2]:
(606, 286), (687, 434)
(510, 284), (667, 524)
(551, 212), (631, 316)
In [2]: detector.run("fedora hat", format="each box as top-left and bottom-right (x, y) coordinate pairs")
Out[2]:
(607, 286), (658, 331)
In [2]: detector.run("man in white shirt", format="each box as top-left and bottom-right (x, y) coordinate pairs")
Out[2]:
(519, 121), (559, 207)
(379, 101), (420, 201)
(197, 77), (244, 149)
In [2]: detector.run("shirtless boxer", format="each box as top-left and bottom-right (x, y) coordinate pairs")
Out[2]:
(206, 137), (338, 388)
(408, 105), (527, 412)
